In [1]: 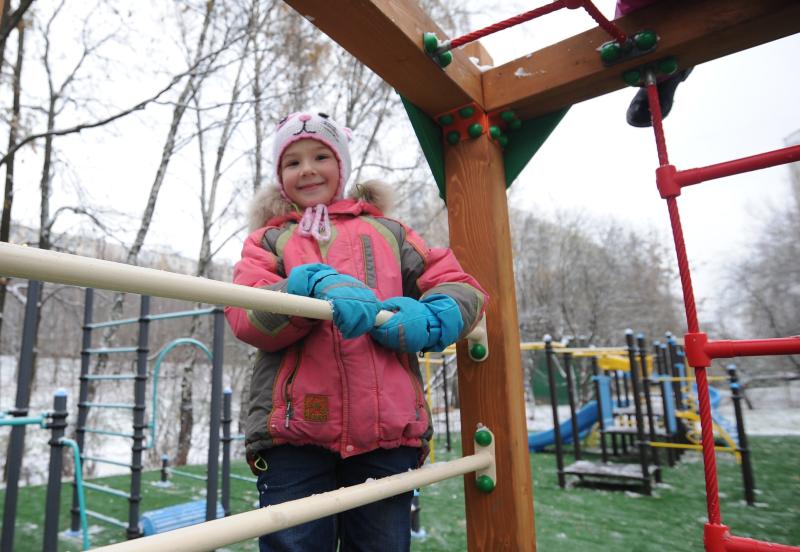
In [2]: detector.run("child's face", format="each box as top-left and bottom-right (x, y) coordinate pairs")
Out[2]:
(280, 139), (340, 208)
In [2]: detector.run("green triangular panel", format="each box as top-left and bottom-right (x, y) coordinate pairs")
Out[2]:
(400, 95), (447, 200)
(400, 93), (570, 200)
(502, 107), (569, 185)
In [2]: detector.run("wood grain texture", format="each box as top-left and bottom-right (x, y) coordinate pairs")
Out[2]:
(482, 0), (800, 119)
(283, 0), (484, 116)
(446, 136), (536, 551)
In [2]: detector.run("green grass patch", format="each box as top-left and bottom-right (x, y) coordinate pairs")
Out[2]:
(1, 437), (797, 551)
(413, 435), (800, 551)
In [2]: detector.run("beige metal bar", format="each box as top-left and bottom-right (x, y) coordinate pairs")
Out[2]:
(0, 243), (486, 342)
(91, 451), (493, 551)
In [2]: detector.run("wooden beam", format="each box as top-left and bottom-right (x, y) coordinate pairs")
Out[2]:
(446, 136), (535, 550)
(482, 0), (800, 119)
(283, 0), (484, 116)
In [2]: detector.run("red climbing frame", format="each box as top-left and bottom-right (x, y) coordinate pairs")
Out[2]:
(644, 70), (800, 552)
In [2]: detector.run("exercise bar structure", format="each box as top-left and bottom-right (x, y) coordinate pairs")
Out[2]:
(90, 428), (496, 552)
(0, 242), (488, 359)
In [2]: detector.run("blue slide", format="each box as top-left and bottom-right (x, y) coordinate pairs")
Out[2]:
(528, 401), (599, 452)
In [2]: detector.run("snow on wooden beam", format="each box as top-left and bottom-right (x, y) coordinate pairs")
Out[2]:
(283, 0), (484, 117)
(483, 0), (800, 120)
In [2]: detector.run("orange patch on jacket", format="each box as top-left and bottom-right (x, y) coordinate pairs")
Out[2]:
(304, 395), (329, 422)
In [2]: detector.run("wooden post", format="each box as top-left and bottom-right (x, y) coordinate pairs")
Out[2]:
(446, 134), (536, 551)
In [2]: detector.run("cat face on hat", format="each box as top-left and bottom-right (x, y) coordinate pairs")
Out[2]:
(273, 112), (352, 202)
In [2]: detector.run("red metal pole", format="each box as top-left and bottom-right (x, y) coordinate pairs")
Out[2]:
(677, 145), (800, 188)
(725, 535), (800, 552)
(705, 337), (800, 359)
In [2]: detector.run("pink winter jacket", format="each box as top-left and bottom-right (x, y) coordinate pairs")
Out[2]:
(225, 181), (487, 465)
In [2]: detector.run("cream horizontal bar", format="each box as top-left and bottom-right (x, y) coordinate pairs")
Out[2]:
(91, 450), (493, 551)
(0, 242), (485, 342)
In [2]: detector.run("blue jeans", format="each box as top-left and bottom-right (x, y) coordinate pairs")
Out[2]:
(255, 445), (419, 552)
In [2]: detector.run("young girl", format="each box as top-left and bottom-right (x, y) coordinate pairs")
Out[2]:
(225, 112), (487, 551)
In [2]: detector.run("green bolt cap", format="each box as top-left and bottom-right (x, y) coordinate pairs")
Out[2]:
(634, 30), (658, 51)
(599, 42), (621, 63)
(459, 106), (475, 118)
(438, 114), (454, 126)
(470, 343), (487, 360)
(658, 57), (678, 76)
(446, 131), (461, 145)
(467, 123), (484, 138)
(423, 32), (439, 54)
(437, 51), (453, 67)
(500, 110), (516, 122)
(474, 429), (493, 447)
(489, 125), (501, 139)
(509, 119), (522, 131)
(623, 69), (642, 87)
(498, 135), (509, 148)
(476, 475), (495, 493)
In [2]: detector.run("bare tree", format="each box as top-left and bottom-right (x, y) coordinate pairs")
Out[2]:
(721, 170), (800, 374)
(0, 14), (25, 341)
(0, 0), (34, 75)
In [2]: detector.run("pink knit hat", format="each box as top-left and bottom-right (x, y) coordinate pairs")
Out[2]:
(273, 112), (353, 202)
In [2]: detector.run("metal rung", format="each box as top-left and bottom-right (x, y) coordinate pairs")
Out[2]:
(229, 473), (257, 484)
(82, 455), (132, 469)
(168, 469), (207, 482)
(147, 307), (216, 321)
(83, 402), (136, 410)
(86, 317), (139, 330)
(231, 434), (246, 441)
(84, 347), (138, 355)
(83, 428), (135, 438)
(84, 374), (137, 381)
(83, 482), (131, 499)
(85, 509), (129, 528)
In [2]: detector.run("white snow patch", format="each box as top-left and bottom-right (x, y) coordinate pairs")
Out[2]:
(514, 67), (532, 78)
(468, 56), (494, 72)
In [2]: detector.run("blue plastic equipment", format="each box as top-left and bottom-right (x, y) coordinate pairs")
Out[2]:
(528, 401), (599, 452)
(140, 500), (224, 536)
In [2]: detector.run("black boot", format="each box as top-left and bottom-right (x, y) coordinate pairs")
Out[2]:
(626, 68), (693, 128)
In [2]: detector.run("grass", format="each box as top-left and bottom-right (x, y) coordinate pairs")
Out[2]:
(1, 437), (797, 551)
(414, 435), (800, 552)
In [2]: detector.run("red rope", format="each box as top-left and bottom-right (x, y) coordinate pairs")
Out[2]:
(443, 0), (625, 52)
(448, 1), (567, 50)
(649, 68), (720, 527)
(581, 1), (627, 44)
(695, 367), (722, 525)
(647, 81), (670, 166)
(666, 199), (700, 334)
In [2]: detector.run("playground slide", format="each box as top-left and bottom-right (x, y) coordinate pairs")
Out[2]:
(528, 401), (599, 452)
(691, 385), (739, 445)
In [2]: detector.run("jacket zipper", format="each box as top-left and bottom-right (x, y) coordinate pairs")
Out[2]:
(283, 347), (302, 428)
(332, 327), (349, 449)
(402, 354), (424, 420)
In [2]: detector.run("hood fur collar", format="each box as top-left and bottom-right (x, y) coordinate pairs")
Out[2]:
(247, 179), (395, 231)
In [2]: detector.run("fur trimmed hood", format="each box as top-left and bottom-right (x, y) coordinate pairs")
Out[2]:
(247, 179), (395, 231)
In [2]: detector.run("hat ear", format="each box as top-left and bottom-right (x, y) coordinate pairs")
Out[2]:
(343, 127), (353, 140)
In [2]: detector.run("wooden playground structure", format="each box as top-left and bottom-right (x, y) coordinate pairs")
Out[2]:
(1, 1), (800, 550)
(281, 1), (799, 550)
